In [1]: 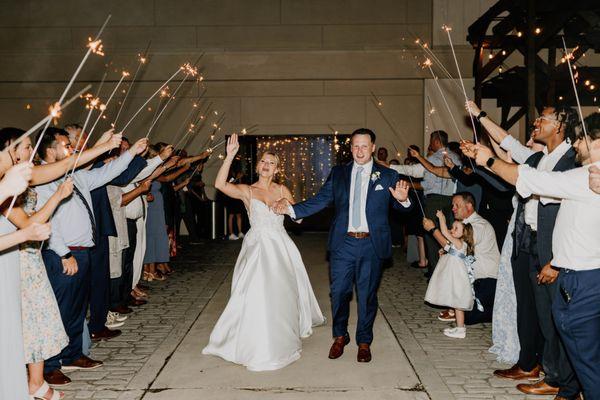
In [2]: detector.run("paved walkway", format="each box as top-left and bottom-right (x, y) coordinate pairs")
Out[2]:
(58, 233), (551, 400)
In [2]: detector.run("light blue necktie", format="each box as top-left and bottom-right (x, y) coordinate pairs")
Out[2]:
(352, 166), (363, 229)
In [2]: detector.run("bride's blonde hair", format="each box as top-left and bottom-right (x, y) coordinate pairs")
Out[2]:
(256, 151), (284, 183)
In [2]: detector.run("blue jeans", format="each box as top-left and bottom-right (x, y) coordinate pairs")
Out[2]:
(553, 268), (600, 400)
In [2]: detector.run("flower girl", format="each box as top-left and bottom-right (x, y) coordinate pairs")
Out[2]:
(423, 210), (477, 339)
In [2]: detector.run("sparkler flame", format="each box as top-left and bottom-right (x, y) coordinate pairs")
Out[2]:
(442, 25), (452, 32)
(49, 102), (62, 118)
(87, 38), (104, 56)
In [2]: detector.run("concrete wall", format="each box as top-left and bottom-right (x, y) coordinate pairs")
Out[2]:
(0, 0), (493, 197)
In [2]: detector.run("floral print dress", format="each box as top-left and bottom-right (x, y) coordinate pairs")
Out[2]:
(20, 189), (68, 363)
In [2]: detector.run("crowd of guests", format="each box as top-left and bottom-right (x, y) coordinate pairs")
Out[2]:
(0, 124), (210, 400)
(377, 103), (600, 400)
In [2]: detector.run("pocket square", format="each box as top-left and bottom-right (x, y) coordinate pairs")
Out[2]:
(375, 184), (384, 191)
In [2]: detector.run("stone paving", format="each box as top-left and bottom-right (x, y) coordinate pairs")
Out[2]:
(59, 234), (553, 400)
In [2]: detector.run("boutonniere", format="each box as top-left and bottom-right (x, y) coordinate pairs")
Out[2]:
(371, 171), (381, 182)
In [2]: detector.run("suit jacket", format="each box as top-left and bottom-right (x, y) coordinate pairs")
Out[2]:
(512, 147), (578, 266)
(293, 161), (412, 259)
(91, 155), (147, 238)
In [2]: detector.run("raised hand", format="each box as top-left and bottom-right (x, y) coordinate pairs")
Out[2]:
(159, 144), (174, 161)
(164, 155), (181, 170)
(108, 132), (123, 150)
(129, 138), (149, 155)
(408, 146), (420, 159)
(443, 154), (455, 169)
(0, 162), (33, 197)
(460, 140), (477, 159)
(465, 100), (481, 117)
(95, 128), (114, 147)
(422, 217), (435, 231)
(226, 134), (240, 159)
(589, 165), (600, 194)
(57, 178), (74, 200)
(389, 180), (409, 202)
(435, 210), (445, 221)
(23, 222), (51, 242)
(140, 179), (152, 193)
(473, 143), (494, 167)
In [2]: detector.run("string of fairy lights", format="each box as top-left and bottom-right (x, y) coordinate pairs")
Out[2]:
(256, 135), (351, 201)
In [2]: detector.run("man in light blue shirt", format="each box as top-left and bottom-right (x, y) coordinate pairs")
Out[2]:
(34, 127), (147, 385)
(390, 130), (461, 275)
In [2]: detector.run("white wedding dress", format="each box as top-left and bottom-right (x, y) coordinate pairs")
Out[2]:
(202, 189), (325, 371)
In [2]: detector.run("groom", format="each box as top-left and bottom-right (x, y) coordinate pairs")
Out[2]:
(274, 128), (412, 362)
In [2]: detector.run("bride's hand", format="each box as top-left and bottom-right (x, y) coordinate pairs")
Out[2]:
(226, 134), (240, 158)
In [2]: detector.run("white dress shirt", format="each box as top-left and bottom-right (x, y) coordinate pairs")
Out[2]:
(124, 155), (164, 220)
(516, 162), (600, 271)
(502, 138), (572, 231)
(35, 152), (134, 257)
(390, 148), (461, 196)
(462, 212), (500, 279)
(347, 159), (372, 233)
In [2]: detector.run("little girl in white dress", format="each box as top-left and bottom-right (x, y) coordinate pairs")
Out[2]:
(423, 210), (478, 339)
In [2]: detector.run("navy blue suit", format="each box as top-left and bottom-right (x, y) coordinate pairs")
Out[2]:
(88, 155), (147, 333)
(293, 161), (411, 344)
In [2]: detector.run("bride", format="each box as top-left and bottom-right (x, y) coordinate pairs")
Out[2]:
(202, 134), (325, 371)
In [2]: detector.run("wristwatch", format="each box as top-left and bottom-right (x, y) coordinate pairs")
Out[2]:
(476, 110), (487, 121)
(486, 157), (496, 168)
(61, 252), (73, 260)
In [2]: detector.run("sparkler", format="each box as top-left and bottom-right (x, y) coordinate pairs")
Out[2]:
(145, 63), (198, 139)
(6, 85), (92, 153)
(28, 15), (111, 164)
(119, 65), (184, 133)
(412, 36), (461, 91)
(111, 41), (151, 128)
(442, 25), (479, 143)
(561, 37), (591, 156)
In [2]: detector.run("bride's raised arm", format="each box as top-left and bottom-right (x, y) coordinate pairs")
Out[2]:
(214, 134), (249, 201)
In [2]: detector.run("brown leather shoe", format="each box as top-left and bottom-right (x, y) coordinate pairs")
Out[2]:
(328, 335), (350, 359)
(110, 305), (133, 314)
(517, 380), (559, 395)
(493, 363), (541, 380)
(357, 343), (372, 363)
(43, 369), (71, 386)
(128, 297), (147, 307)
(61, 355), (103, 371)
(90, 327), (122, 342)
(554, 395), (582, 400)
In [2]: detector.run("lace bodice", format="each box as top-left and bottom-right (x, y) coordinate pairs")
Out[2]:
(248, 199), (284, 231)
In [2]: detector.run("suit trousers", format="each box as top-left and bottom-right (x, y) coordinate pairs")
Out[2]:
(89, 235), (110, 334)
(553, 268), (600, 400)
(109, 219), (138, 309)
(464, 278), (497, 325)
(424, 194), (453, 275)
(43, 249), (91, 373)
(528, 257), (580, 397)
(512, 243), (544, 372)
(329, 235), (382, 344)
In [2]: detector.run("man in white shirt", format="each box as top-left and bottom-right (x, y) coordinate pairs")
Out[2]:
(471, 112), (600, 400)
(466, 103), (582, 398)
(447, 192), (500, 324)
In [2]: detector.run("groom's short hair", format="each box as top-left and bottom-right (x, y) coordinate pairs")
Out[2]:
(351, 128), (376, 143)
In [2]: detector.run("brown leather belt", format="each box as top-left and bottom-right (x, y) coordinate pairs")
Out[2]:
(68, 246), (91, 251)
(347, 232), (370, 239)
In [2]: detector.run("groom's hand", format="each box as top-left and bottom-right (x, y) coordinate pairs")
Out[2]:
(389, 180), (409, 202)
(271, 198), (291, 215)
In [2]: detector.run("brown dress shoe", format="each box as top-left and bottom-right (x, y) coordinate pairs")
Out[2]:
(43, 369), (71, 386)
(61, 355), (103, 371)
(517, 380), (560, 395)
(493, 363), (541, 380)
(554, 395), (582, 400)
(328, 335), (350, 359)
(110, 305), (133, 314)
(357, 343), (372, 363)
(90, 327), (122, 342)
(128, 297), (147, 307)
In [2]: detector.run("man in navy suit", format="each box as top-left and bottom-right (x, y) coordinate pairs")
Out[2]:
(274, 128), (412, 362)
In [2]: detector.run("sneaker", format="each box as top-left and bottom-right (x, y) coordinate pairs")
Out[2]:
(228, 234), (238, 240)
(106, 312), (126, 329)
(443, 326), (466, 339)
(238, 232), (245, 239)
(108, 311), (128, 322)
